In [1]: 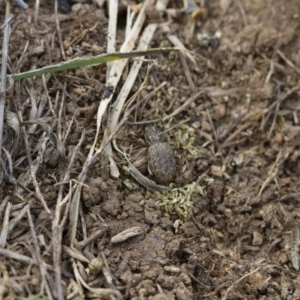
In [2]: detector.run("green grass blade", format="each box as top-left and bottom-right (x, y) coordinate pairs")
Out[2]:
(10, 47), (180, 81)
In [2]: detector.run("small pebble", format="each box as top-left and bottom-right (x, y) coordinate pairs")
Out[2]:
(252, 231), (263, 246)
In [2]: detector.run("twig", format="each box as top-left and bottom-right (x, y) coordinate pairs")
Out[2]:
(114, 251), (131, 278)
(78, 227), (108, 249)
(0, 247), (55, 271)
(63, 107), (78, 144)
(0, 246), (37, 264)
(265, 53), (275, 84)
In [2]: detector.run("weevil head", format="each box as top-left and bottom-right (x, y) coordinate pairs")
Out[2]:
(145, 127), (166, 144)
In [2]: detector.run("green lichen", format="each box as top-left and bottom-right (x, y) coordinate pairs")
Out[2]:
(173, 124), (197, 155)
(146, 182), (207, 232)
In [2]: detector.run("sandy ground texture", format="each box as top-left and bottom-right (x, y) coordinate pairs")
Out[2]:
(1, 0), (300, 299)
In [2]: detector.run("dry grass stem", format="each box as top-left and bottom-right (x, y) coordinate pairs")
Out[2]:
(126, 81), (168, 125)
(290, 225), (300, 271)
(277, 49), (300, 76)
(72, 257), (122, 299)
(179, 51), (194, 90)
(258, 150), (282, 197)
(64, 246), (90, 263)
(0, 202), (12, 247)
(68, 1), (153, 257)
(267, 86), (281, 139)
(68, 121), (123, 247)
(125, 3), (134, 38)
(0, 15), (13, 181)
(8, 203), (30, 233)
(0, 247), (54, 271)
(100, 251), (119, 291)
(221, 267), (261, 300)
(162, 90), (205, 122)
(78, 227), (108, 249)
(106, 0), (118, 76)
(53, 130), (85, 300)
(34, 0), (40, 24)
(18, 118), (51, 213)
(107, 24), (157, 176)
(87, 0), (152, 164)
(164, 25), (196, 66)
(261, 85), (300, 130)
(0, 197), (9, 223)
(108, 23), (158, 135)
(27, 210), (53, 299)
(206, 108), (219, 149)
(235, 0), (248, 26)
(55, 0), (66, 60)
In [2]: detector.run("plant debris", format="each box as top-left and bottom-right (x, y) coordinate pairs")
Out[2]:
(1, 0), (300, 299)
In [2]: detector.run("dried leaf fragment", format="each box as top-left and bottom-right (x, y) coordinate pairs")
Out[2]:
(111, 226), (143, 244)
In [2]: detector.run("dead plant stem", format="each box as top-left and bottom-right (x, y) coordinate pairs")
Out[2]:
(27, 210), (53, 299)
(221, 267), (260, 300)
(52, 130), (86, 300)
(0, 15), (13, 174)
(21, 125), (51, 214)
